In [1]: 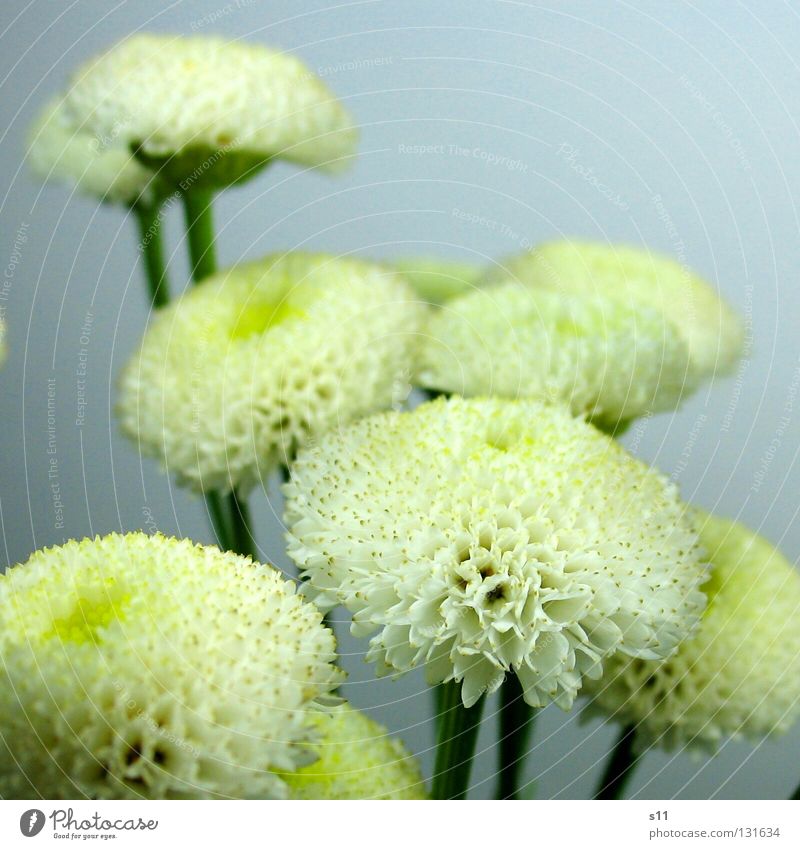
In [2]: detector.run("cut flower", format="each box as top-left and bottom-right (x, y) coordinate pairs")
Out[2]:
(585, 511), (800, 751)
(0, 532), (341, 799)
(285, 396), (707, 709)
(118, 252), (424, 493)
(416, 282), (695, 427)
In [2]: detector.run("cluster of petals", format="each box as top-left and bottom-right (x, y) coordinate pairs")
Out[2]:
(118, 252), (423, 492)
(0, 533), (341, 799)
(285, 396), (707, 709)
(416, 282), (695, 428)
(586, 512), (800, 751)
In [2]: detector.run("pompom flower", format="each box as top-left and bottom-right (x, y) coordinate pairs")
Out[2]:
(64, 33), (358, 187)
(118, 252), (424, 493)
(585, 512), (800, 751)
(487, 240), (743, 380)
(0, 532), (342, 799)
(281, 703), (426, 799)
(285, 396), (707, 709)
(393, 257), (482, 305)
(28, 99), (156, 205)
(416, 282), (695, 428)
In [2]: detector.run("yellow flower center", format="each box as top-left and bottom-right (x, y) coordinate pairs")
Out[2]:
(230, 300), (307, 340)
(48, 584), (130, 644)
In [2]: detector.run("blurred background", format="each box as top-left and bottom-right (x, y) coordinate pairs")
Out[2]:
(1, 0), (798, 799)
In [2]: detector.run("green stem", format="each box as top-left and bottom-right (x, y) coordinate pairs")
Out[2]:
(432, 681), (485, 800)
(134, 200), (170, 308)
(227, 489), (258, 560)
(182, 188), (217, 283)
(595, 725), (638, 800)
(592, 417), (632, 438)
(791, 781), (800, 801)
(205, 490), (233, 551)
(497, 675), (536, 799)
(180, 186), (258, 560)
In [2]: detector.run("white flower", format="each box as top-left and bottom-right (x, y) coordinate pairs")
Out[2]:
(281, 703), (426, 799)
(64, 33), (357, 184)
(118, 252), (424, 493)
(285, 396), (707, 709)
(585, 512), (800, 751)
(416, 283), (695, 427)
(393, 257), (482, 305)
(0, 532), (342, 799)
(27, 99), (157, 205)
(486, 240), (743, 380)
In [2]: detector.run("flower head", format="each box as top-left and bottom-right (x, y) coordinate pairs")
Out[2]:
(393, 257), (482, 305)
(285, 396), (707, 709)
(416, 283), (695, 427)
(28, 99), (157, 205)
(281, 703), (426, 799)
(0, 532), (342, 799)
(118, 252), (423, 493)
(487, 240), (743, 380)
(64, 34), (357, 186)
(585, 512), (800, 751)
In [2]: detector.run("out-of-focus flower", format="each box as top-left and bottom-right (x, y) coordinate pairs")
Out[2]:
(585, 512), (800, 751)
(118, 252), (424, 493)
(392, 257), (482, 305)
(64, 33), (358, 187)
(416, 282), (695, 428)
(28, 99), (156, 204)
(282, 703), (426, 799)
(485, 240), (743, 381)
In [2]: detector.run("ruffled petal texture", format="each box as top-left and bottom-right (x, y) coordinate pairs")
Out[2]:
(585, 512), (800, 752)
(282, 703), (426, 799)
(0, 532), (342, 799)
(117, 252), (425, 493)
(416, 283), (695, 427)
(64, 34), (357, 174)
(485, 240), (743, 381)
(285, 396), (707, 709)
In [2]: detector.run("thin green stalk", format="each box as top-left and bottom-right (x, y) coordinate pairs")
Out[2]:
(134, 200), (170, 308)
(497, 675), (536, 799)
(205, 490), (233, 551)
(180, 185), (258, 559)
(594, 725), (638, 800)
(227, 489), (258, 560)
(432, 681), (485, 800)
(592, 417), (632, 438)
(182, 187), (217, 283)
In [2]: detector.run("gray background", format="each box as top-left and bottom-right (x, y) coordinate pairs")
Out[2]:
(1, 0), (799, 799)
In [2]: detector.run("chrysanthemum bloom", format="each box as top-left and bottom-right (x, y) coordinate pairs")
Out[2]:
(416, 283), (695, 428)
(28, 99), (157, 205)
(118, 252), (424, 493)
(393, 257), (482, 305)
(64, 33), (358, 187)
(486, 240), (743, 380)
(285, 397), (707, 709)
(0, 532), (342, 799)
(585, 512), (800, 751)
(281, 703), (426, 799)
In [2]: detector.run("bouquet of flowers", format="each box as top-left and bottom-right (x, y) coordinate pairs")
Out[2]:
(4, 32), (798, 801)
